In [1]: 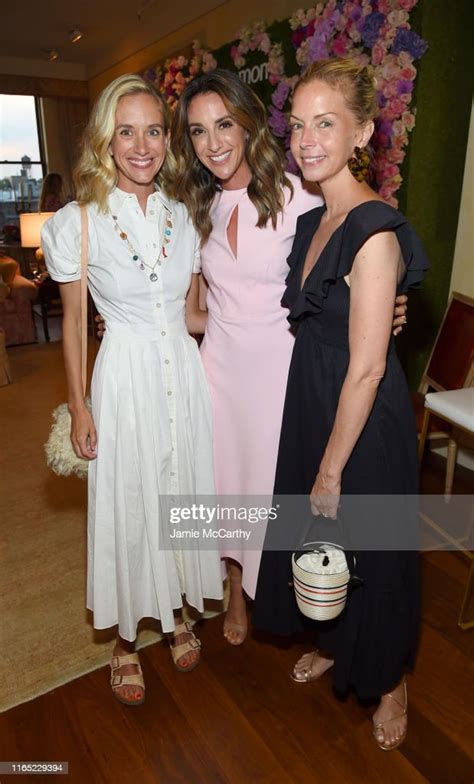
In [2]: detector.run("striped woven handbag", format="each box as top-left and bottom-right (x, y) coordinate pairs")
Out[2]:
(291, 543), (352, 621)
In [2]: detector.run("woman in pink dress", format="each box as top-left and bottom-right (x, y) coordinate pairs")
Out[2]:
(171, 70), (407, 644)
(171, 71), (321, 644)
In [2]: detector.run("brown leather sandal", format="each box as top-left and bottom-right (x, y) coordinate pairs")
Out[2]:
(170, 621), (201, 672)
(110, 652), (145, 706)
(373, 679), (407, 751)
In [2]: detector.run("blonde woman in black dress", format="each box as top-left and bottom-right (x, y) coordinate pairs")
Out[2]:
(253, 59), (429, 750)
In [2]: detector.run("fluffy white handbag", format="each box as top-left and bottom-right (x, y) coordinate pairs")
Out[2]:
(45, 399), (92, 479)
(45, 206), (91, 479)
(292, 542), (352, 621)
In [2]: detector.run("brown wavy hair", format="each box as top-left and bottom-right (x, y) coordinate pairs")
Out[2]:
(170, 69), (293, 243)
(74, 74), (175, 211)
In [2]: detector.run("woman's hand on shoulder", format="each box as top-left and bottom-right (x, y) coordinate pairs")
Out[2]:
(69, 404), (97, 460)
(310, 469), (341, 520)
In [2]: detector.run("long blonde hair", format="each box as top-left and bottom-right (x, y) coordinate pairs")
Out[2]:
(170, 69), (293, 243)
(74, 74), (175, 211)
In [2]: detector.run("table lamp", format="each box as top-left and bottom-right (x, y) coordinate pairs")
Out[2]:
(19, 212), (55, 267)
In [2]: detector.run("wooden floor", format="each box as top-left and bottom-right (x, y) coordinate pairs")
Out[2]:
(0, 453), (473, 784)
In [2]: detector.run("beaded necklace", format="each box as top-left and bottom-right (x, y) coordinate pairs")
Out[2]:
(110, 204), (173, 282)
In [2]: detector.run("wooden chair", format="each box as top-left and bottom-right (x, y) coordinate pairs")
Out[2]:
(414, 291), (474, 495)
(416, 293), (474, 630)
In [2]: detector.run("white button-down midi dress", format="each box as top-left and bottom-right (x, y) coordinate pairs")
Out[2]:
(43, 187), (223, 640)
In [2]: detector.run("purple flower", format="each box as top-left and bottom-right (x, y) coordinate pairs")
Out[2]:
(392, 28), (428, 60)
(376, 118), (393, 138)
(378, 93), (388, 108)
(268, 106), (289, 138)
(285, 149), (300, 175)
(349, 7), (363, 24)
(308, 34), (330, 61)
(396, 79), (413, 95)
(272, 81), (290, 110)
(145, 68), (156, 81)
(361, 12), (385, 49)
(308, 12), (340, 63)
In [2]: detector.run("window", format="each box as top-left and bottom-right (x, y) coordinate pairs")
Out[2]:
(0, 94), (46, 241)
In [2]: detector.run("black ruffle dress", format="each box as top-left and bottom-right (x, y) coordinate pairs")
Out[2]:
(253, 201), (430, 699)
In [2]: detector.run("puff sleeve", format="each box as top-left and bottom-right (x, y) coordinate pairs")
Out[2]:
(41, 202), (82, 283)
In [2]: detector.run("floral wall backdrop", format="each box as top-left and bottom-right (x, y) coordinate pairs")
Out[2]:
(142, 0), (428, 207)
(141, 0), (473, 385)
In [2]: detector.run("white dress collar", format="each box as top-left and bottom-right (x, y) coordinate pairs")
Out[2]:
(108, 185), (172, 217)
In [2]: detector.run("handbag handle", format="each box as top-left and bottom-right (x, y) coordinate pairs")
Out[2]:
(301, 541), (345, 551)
(80, 205), (88, 396)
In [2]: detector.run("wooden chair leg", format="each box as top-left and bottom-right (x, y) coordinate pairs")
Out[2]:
(445, 435), (458, 498)
(418, 408), (431, 465)
(41, 304), (50, 342)
(458, 557), (474, 630)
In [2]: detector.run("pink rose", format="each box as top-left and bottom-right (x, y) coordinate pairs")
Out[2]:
(377, 0), (392, 14)
(400, 66), (417, 80)
(383, 81), (398, 98)
(386, 148), (405, 164)
(389, 98), (406, 116)
(382, 163), (399, 179)
(402, 111), (416, 131)
(388, 10), (409, 27)
(391, 135), (405, 150)
(332, 34), (349, 57)
(397, 52), (413, 68)
(371, 43), (386, 66)
(259, 33), (271, 54)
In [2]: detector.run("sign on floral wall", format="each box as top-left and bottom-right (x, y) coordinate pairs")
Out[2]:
(142, 0), (428, 207)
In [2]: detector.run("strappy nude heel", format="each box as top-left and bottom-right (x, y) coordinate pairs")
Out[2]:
(373, 679), (407, 750)
(170, 621), (201, 672)
(290, 649), (335, 683)
(110, 652), (145, 706)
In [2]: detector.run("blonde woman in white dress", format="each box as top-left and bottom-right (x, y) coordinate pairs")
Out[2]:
(42, 74), (223, 707)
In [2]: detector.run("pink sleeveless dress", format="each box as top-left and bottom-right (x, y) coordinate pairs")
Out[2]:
(199, 175), (322, 598)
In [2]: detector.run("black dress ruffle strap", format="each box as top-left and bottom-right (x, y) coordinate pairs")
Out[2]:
(283, 201), (430, 324)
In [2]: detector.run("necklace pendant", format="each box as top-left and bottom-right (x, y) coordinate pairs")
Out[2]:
(140, 263), (145, 270)
(149, 272), (158, 282)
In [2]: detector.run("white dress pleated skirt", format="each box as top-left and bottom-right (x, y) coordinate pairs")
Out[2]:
(87, 320), (223, 641)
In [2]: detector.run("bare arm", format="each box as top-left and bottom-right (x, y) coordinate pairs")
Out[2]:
(185, 273), (208, 335)
(59, 281), (97, 460)
(311, 231), (403, 518)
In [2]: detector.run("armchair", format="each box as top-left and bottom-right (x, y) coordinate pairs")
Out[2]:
(0, 256), (38, 346)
